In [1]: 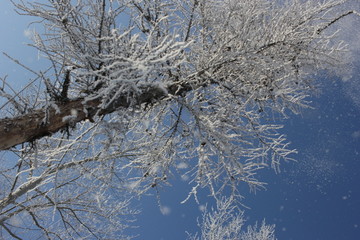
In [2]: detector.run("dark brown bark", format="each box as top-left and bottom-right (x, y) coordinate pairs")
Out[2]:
(0, 98), (96, 150)
(0, 84), (180, 150)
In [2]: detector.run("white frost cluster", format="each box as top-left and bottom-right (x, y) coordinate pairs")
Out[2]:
(188, 198), (276, 240)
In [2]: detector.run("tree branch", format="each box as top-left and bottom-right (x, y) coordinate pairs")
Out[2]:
(0, 83), (183, 150)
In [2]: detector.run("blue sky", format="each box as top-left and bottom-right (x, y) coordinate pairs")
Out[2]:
(1, 1), (360, 239)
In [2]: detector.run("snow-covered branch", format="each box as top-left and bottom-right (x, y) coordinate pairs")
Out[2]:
(1, 0), (358, 238)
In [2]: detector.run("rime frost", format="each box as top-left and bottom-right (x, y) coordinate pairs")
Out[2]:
(1, 0), (358, 239)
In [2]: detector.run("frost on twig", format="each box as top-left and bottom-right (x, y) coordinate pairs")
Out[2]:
(187, 197), (276, 240)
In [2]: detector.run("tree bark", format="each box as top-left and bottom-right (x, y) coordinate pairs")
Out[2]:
(0, 84), (180, 150)
(0, 98), (96, 150)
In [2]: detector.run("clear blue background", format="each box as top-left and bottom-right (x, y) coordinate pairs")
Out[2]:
(1, 1), (359, 239)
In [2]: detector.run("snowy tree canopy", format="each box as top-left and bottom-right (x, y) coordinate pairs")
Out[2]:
(0, 0), (358, 239)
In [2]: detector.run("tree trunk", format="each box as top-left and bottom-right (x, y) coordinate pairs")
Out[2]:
(0, 98), (97, 150)
(0, 83), (179, 150)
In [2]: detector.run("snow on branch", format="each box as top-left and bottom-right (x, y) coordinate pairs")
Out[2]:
(1, 0), (359, 238)
(187, 197), (276, 240)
